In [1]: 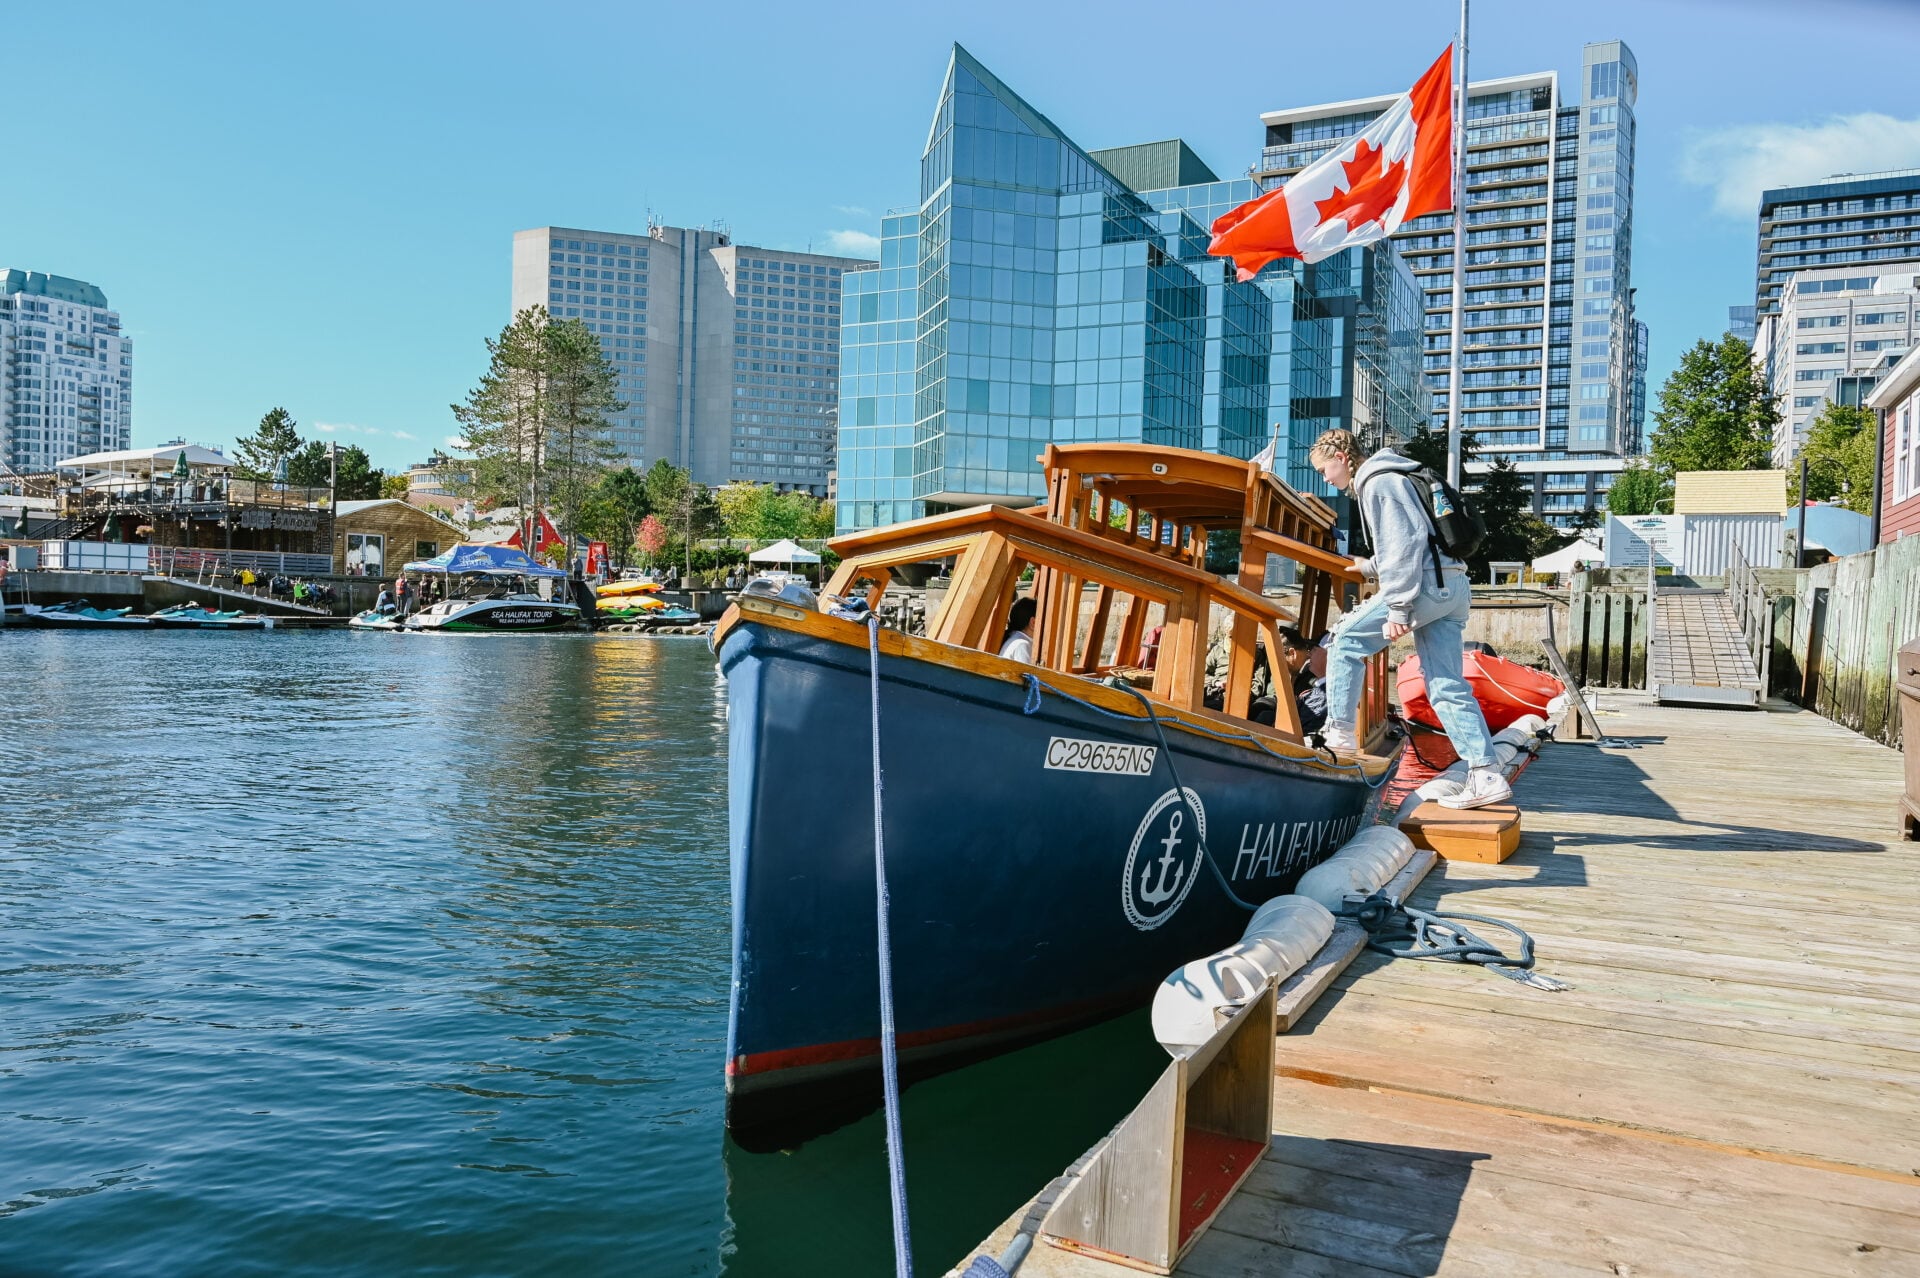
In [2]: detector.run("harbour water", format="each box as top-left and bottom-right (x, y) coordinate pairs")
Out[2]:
(0, 631), (1166, 1275)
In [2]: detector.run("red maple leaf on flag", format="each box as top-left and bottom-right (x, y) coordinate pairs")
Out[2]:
(1313, 139), (1408, 234)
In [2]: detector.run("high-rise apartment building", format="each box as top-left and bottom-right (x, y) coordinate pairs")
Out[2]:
(835, 48), (1425, 533)
(1629, 318), (1649, 453)
(1728, 304), (1757, 345)
(1256, 41), (1641, 527)
(1754, 169), (1920, 319)
(0, 269), (133, 473)
(512, 225), (869, 494)
(1753, 263), (1919, 464)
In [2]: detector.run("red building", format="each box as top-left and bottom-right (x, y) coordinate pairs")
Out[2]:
(1867, 344), (1920, 544)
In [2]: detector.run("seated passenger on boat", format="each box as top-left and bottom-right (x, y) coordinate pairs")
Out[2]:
(1277, 625), (1329, 735)
(997, 596), (1037, 664)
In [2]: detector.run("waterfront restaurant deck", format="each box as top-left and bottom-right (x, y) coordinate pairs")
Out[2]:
(958, 692), (1920, 1276)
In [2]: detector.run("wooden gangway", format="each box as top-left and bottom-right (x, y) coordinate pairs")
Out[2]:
(957, 693), (1918, 1276)
(1651, 587), (1763, 707)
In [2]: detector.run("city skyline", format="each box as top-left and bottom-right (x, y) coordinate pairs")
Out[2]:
(6, 0), (1920, 473)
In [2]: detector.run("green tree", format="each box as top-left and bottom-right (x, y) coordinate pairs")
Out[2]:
(1470, 456), (1541, 568)
(233, 407), (303, 481)
(334, 445), (382, 500)
(285, 440), (331, 488)
(381, 473), (412, 499)
(1790, 402), (1875, 513)
(1650, 335), (1779, 474)
(540, 318), (624, 559)
(715, 482), (828, 543)
(454, 308), (549, 530)
(1401, 423), (1478, 476)
(1607, 459), (1672, 516)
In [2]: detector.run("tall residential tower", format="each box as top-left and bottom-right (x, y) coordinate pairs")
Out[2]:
(1255, 41), (1641, 527)
(512, 225), (870, 494)
(0, 269), (133, 473)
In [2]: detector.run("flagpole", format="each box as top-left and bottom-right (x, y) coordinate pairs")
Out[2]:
(1445, 0), (1469, 489)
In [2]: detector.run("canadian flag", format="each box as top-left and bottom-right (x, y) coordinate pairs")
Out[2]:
(1210, 46), (1455, 278)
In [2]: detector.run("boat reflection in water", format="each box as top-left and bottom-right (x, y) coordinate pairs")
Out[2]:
(717, 444), (1399, 1151)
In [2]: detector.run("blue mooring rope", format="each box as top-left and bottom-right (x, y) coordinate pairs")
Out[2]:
(866, 616), (913, 1277)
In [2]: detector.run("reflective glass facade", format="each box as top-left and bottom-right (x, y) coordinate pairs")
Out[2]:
(836, 47), (1424, 531)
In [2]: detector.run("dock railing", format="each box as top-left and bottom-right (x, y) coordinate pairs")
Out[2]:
(1725, 540), (1773, 697)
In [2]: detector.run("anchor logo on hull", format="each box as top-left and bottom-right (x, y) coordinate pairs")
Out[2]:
(1122, 788), (1206, 931)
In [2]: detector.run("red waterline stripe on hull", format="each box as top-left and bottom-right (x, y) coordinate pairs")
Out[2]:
(728, 992), (1133, 1078)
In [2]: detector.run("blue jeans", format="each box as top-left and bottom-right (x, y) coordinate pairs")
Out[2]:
(1323, 570), (1496, 770)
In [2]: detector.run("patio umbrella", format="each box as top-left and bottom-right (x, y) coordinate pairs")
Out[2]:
(172, 449), (190, 480)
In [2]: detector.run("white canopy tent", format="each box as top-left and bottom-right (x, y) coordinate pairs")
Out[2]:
(1530, 535), (1604, 576)
(748, 538), (822, 565)
(57, 443), (232, 477)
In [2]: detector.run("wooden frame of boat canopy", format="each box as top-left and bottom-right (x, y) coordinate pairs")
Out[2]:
(818, 443), (1393, 758)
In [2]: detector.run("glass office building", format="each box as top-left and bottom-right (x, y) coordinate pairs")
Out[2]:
(1755, 169), (1920, 319)
(836, 47), (1424, 532)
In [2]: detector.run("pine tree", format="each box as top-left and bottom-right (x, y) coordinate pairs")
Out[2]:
(451, 308), (621, 564)
(233, 407), (303, 481)
(285, 440), (331, 488)
(540, 318), (623, 561)
(1650, 336), (1779, 474)
(333, 445), (382, 501)
(453, 308), (555, 546)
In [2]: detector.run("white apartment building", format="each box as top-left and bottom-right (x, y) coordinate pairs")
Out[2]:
(1255, 41), (1642, 527)
(0, 269), (133, 474)
(511, 224), (870, 495)
(1755, 264), (1920, 465)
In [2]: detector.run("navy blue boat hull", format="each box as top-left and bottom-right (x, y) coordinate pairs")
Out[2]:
(720, 613), (1382, 1144)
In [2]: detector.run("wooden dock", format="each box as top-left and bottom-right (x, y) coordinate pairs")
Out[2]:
(957, 693), (1919, 1276)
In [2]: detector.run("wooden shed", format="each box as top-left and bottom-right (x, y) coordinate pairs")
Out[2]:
(330, 499), (467, 578)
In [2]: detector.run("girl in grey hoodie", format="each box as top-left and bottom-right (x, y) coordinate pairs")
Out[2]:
(1308, 429), (1510, 810)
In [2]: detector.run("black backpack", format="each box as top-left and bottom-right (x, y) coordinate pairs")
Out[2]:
(1358, 465), (1486, 584)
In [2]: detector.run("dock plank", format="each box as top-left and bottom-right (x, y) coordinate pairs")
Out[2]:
(953, 693), (1920, 1276)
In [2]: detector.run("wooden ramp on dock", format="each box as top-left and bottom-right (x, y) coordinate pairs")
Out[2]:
(1652, 588), (1762, 707)
(958, 695), (1920, 1277)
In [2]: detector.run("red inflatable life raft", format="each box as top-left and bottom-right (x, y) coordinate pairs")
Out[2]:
(1396, 650), (1566, 733)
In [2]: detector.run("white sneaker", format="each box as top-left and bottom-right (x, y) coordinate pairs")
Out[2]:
(1437, 766), (1513, 810)
(1320, 723), (1358, 754)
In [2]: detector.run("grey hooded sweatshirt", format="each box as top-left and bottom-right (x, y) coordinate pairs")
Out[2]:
(1351, 449), (1465, 627)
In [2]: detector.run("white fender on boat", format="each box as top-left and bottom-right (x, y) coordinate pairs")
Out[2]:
(1151, 895), (1333, 1056)
(1294, 826), (1416, 914)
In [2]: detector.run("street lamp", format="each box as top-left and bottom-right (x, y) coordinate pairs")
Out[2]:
(328, 442), (339, 575)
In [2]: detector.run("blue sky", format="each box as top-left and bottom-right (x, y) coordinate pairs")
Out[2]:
(8, 0), (1920, 473)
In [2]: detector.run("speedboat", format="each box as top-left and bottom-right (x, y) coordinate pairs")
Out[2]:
(27, 601), (152, 630)
(150, 604), (276, 631)
(402, 543), (583, 634)
(716, 443), (1399, 1148)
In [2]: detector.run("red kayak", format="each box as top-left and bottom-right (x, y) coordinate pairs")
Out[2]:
(1396, 650), (1565, 733)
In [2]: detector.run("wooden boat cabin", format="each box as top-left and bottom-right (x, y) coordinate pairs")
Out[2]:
(814, 443), (1393, 758)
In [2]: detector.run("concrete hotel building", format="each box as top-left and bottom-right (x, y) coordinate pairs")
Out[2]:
(1753, 264), (1919, 465)
(512, 225), (870, 494)
(835, 47), (1425, 533)
(1256, 41), (1643, 527)
(0, 269), (133, 474)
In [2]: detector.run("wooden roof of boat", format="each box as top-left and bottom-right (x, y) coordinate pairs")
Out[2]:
(810, 442), (1393, 756)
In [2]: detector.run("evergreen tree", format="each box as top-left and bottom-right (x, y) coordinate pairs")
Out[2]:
(233, 407), (303, 481)
(1401, 423), (1477, 475)
(540, 318), (624, 559)
(1471, 456), (1540, 567)
(1607, 459), (1672, 516)
(285, 440), (331, 488)
(1790, 402), (1875, 513)
(580, 466), (651, 564)
(453, 308), (557, 549)
(334, 445), (382, 500)
(1650, 335), (1779, 474)
(452, 308), (622, 564)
